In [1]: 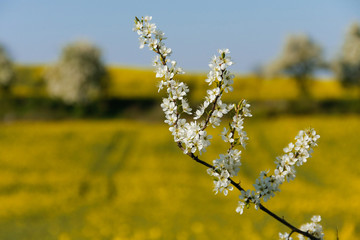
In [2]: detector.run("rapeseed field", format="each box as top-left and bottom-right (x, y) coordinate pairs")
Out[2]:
(0, 115), (359, 239)
(12, 65), (357, 101)
(105, 67), (354, 102)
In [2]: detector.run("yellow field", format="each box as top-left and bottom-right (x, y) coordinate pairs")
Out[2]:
(106, 67), (355, 102)
(0, 115), (359, 239)
(12, 65), (359, 101)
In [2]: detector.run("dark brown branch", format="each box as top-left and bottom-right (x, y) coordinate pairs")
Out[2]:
(259, 204), (318, 240)
(201, 72), (224, 132)
(176, 142), (320, 240)
(177, 142), (214, 169)
(149, 25), (318, 240)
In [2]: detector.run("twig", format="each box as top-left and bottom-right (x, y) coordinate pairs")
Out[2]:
(177, 142), (320, 240)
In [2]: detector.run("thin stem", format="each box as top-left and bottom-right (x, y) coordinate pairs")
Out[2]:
(177, 142), (213, 169)
(288, 230), (295, 238)
(176, 143), (320, 240)
(155, 46), (167, 66)
(201, 94), (221, 131)
(259, 204), (317, 240)
(201, 71), (224, 131)
(227, 126), (237, 153)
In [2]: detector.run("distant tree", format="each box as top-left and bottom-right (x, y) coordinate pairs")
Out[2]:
(45, 41), (108, 104)
(0, 44), (15, 94)
(333, 22), (360, 90)
(266, 34), (324, 98)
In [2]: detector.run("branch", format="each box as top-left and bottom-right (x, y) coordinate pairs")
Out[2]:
(176, 142), (320, 240)
(201, 71), (225, 131)
(201, 93), (221, 131)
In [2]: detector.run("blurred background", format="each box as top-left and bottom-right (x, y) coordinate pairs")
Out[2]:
(0, 0), (359, 239)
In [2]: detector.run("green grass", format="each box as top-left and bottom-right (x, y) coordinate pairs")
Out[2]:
(0, 115), (359, 239)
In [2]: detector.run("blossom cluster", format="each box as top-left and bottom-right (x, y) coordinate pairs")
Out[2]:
(169, 119), (212, 154)
(279, 231), (293, 240)
(278, 215), (324, 240)
(134, 16), (323, 240)
(298, 215), (324, 240)
(207, 100), (252, 195)
(134, 16), (204, 155)
(194, 49), (235, 127)
(134, 16), (240, 156)
(236, 129), (320, 214)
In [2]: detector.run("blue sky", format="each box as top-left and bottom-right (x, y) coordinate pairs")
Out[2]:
(0, 0), (359, 72)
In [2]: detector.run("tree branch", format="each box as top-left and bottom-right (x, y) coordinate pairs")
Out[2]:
(176, 142), (320, 240)
(201, 94), (221, 131)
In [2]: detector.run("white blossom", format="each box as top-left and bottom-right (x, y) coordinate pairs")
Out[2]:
(155, 65), (168, 78)
(181, 98), (192, 114)
(252, 128), (320, 204)
(298, 215), (324, 240)
(279, 232), (293, 240)
(160, 46), (172, 57)
(241, 100), (252, 117)
(134, 18), (322, 234)
(236, 201), (245, 214)
(153, 29), (166, 41)
(207, 168), (233, 196)
(230, 108), (249, 148)
(221, 127), (234, 143)
(206, 88), (220, 102)
(164, 113), (177, 125)
(161, 98), (176, 115)
(194, 107), (205, 120)
(238, 189), (260, 211)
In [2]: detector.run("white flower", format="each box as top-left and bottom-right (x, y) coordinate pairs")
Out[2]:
(279, 232), (293, 240)
(208, 168), (233, 196)
(209, 115), (221, 127)
(169, 60), (185, 76)
(142, 22), (156, 37)
(155, 65), (168, 78)
(283, 142), (294, 153)
(239, 189), (260, 209)
(206, 88), (220, 102)
(133, 21), (143, 33)
(231, 114), (243, 130)
(311, 215), (321, 223)
(139, 37), (146, 49)
(222, 71), (234, 93)
(134, 18), (322, 230)
(152, 55), (161, 67)
(254, 128), (321, 204)
(144, 16), (152, 21)
(161, 98), (176, 115)
(159, 46), (172, 56)
(154, 29), (166, 41)
(238, 130), (249, 148)
(298, 215), (324, 240)
(218, 49), (232, 70)
(194, 107), (205, 120)
(212, 149), (241, 178)
(221, 127), (234, 143)
(241, 100), (252, 117)
(253, 171), (279, 202)
(181, 98), (192, 114)
(236, 201), (245, 214)
(133, 16), (156, 40)
(164, 113), (177, 125)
